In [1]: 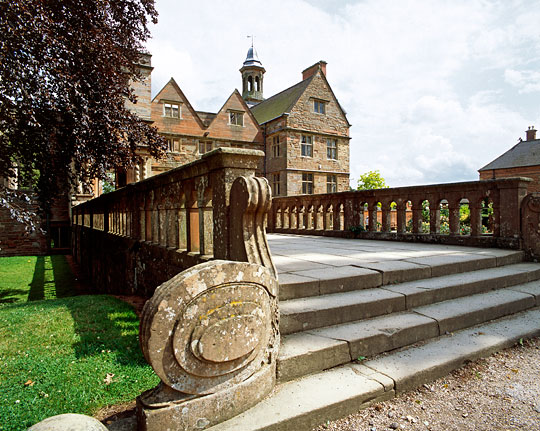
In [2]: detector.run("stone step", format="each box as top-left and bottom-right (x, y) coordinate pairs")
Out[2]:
(277, 249), (525, 300)
(279, 263), (540, 335)
(278, 282), (539, 382)
(207, 307), (540, 431)
(383, 262), (540, 308)
(280, 287), (405, 336)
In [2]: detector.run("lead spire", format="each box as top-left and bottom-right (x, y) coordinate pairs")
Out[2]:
(240, 38), (265, 105)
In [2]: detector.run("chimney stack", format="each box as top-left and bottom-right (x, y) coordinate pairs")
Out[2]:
(302, 61), (327, 81)
(526, 126), (537, 141)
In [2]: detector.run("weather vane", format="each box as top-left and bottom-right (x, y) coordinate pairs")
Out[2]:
(247, 35), (255, 48)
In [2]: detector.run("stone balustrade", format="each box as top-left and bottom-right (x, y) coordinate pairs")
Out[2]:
(72, 148), (280, 431)
(269, 177), (532, 250)
(72, 148), (276, 297)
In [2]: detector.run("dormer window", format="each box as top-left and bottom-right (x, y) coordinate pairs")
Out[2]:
(163, 102), (180, 118)
(313, 99), (326, 114)
(229, 110), (244, 126)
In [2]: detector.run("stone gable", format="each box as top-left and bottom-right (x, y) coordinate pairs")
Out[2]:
(287, 71), (349, 137)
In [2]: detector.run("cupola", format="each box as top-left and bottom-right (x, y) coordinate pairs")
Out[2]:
(240, 43), (265, 105)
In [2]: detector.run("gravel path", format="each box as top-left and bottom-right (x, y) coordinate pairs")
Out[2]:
(314, 337), (540, 431)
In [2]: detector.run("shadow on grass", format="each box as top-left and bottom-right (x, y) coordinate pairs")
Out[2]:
(28, 256), (46, 301)
(0, 288), (31, 303)
(27, 255), (77, 301)
(48, 256), (145, 366)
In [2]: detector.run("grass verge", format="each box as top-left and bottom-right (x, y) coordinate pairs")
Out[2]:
(0, 295), (159, 431)
(0, 256), (158, 431)
(0, 255), (77, 304)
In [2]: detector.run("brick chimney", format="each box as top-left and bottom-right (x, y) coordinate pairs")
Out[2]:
(526, 126), (537, 141)
(302, 61), (327, 81)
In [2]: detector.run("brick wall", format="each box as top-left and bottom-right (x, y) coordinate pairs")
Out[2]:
(146, 84), (263, 179)
(0, 195), (47, 256)
(479, 166), (540, 193)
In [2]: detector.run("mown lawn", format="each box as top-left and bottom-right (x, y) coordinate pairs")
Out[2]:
(0, 256), (158, 431)
(0, 255), (76, 304)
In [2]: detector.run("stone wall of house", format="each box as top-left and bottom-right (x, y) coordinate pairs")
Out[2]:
(479, 166), (540, 194)
(125, 53), (153, 121)
(262, 69), (350, 197)
(288, 72), (349, 137)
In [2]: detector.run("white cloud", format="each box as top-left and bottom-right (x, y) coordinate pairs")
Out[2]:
(504, 69), (540, 93)
(149, 0), (540, 187)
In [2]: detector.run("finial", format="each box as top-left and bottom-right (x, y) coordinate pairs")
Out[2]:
(247, 35), (255, 48)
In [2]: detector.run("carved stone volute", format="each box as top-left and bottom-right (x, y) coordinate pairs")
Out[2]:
(229, 175), (277, 279)
(137, 260), (279, 430)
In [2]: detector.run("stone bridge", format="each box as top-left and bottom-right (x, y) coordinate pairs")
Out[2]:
(71, 148), (540, 430)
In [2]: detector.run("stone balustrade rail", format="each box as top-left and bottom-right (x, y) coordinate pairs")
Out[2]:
(72, 148), (274, 297)
(269, 178), (532, 250)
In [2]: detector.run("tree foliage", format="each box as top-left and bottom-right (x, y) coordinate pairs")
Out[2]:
(356, 170), (388, 190)
(0, 0), (165, 218)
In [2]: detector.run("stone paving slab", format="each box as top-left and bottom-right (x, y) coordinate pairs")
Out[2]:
(507, 262), (540, 281)
(268, 235), (526, 298)
(403, 253), (497, 277)
(277, 273), (319, 300)
(413, 288), (535, 334)
(272, 255), (329, 273)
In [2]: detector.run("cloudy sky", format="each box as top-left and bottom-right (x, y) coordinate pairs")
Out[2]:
(147, 0), (540, 187)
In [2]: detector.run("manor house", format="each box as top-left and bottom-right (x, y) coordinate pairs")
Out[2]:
(121, 46), (351, 197)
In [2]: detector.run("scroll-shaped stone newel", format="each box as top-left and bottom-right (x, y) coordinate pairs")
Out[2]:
(229, 175), (277, 279)
(137, 260), (279, 430)
(521, 193), (540, 261)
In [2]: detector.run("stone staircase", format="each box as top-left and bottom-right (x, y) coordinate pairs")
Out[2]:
(209, 246), (540, 431)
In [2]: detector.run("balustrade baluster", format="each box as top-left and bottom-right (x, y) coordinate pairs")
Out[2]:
(412, 200), (422, 234)
(381, 205), (391, 233)
(449, 201), (460, 235)
(429, 198), (440, 234)
(368, 201), (378, 232)
(470, 202), (482, 236)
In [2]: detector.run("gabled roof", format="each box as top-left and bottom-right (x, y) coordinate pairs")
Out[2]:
(152, 77), (207, 130)
(479, 139), (540, 171)
(208, 89), (262, 130)
(196, 111), (217, 127)
(250, 75), (314, 124)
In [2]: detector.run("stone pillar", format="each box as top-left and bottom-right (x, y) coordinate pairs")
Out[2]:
(521, 193), (540, 261)
(498, 178), (531, 239)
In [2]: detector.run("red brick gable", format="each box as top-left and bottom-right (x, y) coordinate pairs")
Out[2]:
(206, 90), (263, 144)
(151, 78), (206, 137)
